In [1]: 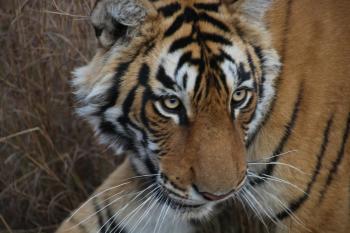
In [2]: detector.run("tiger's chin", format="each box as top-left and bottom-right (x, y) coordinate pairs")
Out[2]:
(154, 185), (223, 221)
(163, 197), (216, 221)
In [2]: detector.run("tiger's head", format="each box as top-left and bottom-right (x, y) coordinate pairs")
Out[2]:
(74, 0), (280, 217)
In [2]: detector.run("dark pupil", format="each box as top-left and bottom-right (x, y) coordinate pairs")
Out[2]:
(169, 98), (177, 104)
(236, 91), (242, 96)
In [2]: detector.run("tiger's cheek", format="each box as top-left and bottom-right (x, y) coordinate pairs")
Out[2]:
(144, 100), (178, 145)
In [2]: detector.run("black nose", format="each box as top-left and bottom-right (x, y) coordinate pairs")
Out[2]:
(199, 190), (234, 201)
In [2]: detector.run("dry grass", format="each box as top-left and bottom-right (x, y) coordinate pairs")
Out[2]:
(0, 1), (118, 232)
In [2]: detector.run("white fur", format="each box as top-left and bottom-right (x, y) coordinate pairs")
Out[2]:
(246, 49), (281, 139)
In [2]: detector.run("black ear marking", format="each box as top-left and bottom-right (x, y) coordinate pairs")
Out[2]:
(94, 26), (103, 38)
(111, 19), (128, 40)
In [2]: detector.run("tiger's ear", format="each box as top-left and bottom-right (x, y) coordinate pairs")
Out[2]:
(224, 0), (272, 23)
(91, 0), (149, 49)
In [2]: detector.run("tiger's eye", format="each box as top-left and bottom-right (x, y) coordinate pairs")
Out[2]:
(162, 96), (181, 110)
(232, 89), (248, 103)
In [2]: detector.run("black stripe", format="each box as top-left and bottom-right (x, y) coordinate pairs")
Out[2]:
(98, 61), (132, 115)
(175, 51), (201, 76)
(193, 58), (206, 97)
(164, 13), (184, 37)
(193, 78), (203, 102)
(198, 12), (229, 32)
(183, 74), (188, 89)
(211, 61), (229, 94)
(156, 66), (176, 90)
(175, 51), (192, 74)
(138, 63), (150, 86)
(99, 120), (118, 135)
(237, 63), (252, 85)
(183, 7), (199, 22)
(169, 35), (194, 53)
(140, 88), (152, 128)
(144, 157), (158, 174)
(246, 49), (256, 81)
(178, 104), (190, 125)
(93, 198), (108, 233)
(218, 49), (236, 64)
(122, 86), (138, 114)
(193, 3), (220, 12)
(253, 46), (265, 100)
(281, 0), (293, 63)
(118, 86), (138, 144)
(127, 117), (149, 146)
(158, 2), (181, 17)
(251, 85), (303, 186)
(144, 41), (156, 55)
(276, 115), (334, 220)
(200, 32), (231, 45)
(319, 112), (350, 202)
(99, 120), (132, 150)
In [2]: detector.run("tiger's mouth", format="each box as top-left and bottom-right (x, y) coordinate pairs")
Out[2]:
(158, 184), (206, 210)
(155, 175), (248, 214)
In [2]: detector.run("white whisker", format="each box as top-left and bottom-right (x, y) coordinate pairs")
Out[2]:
(129, 191), (159, 233)
(241, 189), (270, 232)
(248, 172), (308, 196)
(139, 192), (163, 233)
(248, 161), (310, 176)
(157, 198), (171, 233)
(250, 150), (298, 163)
(105, 184), (158, 233)
(244, 188), (275, 230)
(248, 184), (283, 227)
(68, 173), (158, 223)
(261, 189), (304, 226)
(154, 192), (167, 233)
(67, 181), (132, 222)
(116, 186), (160, 233)
(69, 188), (146, 231)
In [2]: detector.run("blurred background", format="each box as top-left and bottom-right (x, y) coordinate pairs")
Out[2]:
(0, 1), (120, 232)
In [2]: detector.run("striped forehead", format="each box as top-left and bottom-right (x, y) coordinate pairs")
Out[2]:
(152, 44), (253, 96)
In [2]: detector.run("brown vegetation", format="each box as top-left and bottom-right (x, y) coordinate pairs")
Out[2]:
(0, 1), (118, 232)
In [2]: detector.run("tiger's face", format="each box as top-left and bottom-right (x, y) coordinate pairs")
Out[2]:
(74, 0), (280, 217)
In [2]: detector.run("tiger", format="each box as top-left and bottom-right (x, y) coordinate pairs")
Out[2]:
(56, 0), (350, 232)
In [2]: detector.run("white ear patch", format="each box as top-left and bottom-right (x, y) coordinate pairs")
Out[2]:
(92, 0), (147, 27)
(225, 0), (273, 24)
(240, 0), (273, 21)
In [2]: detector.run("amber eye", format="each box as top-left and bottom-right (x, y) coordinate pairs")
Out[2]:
(161, 96), (181, 110)
(232, 89), (248, 105)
